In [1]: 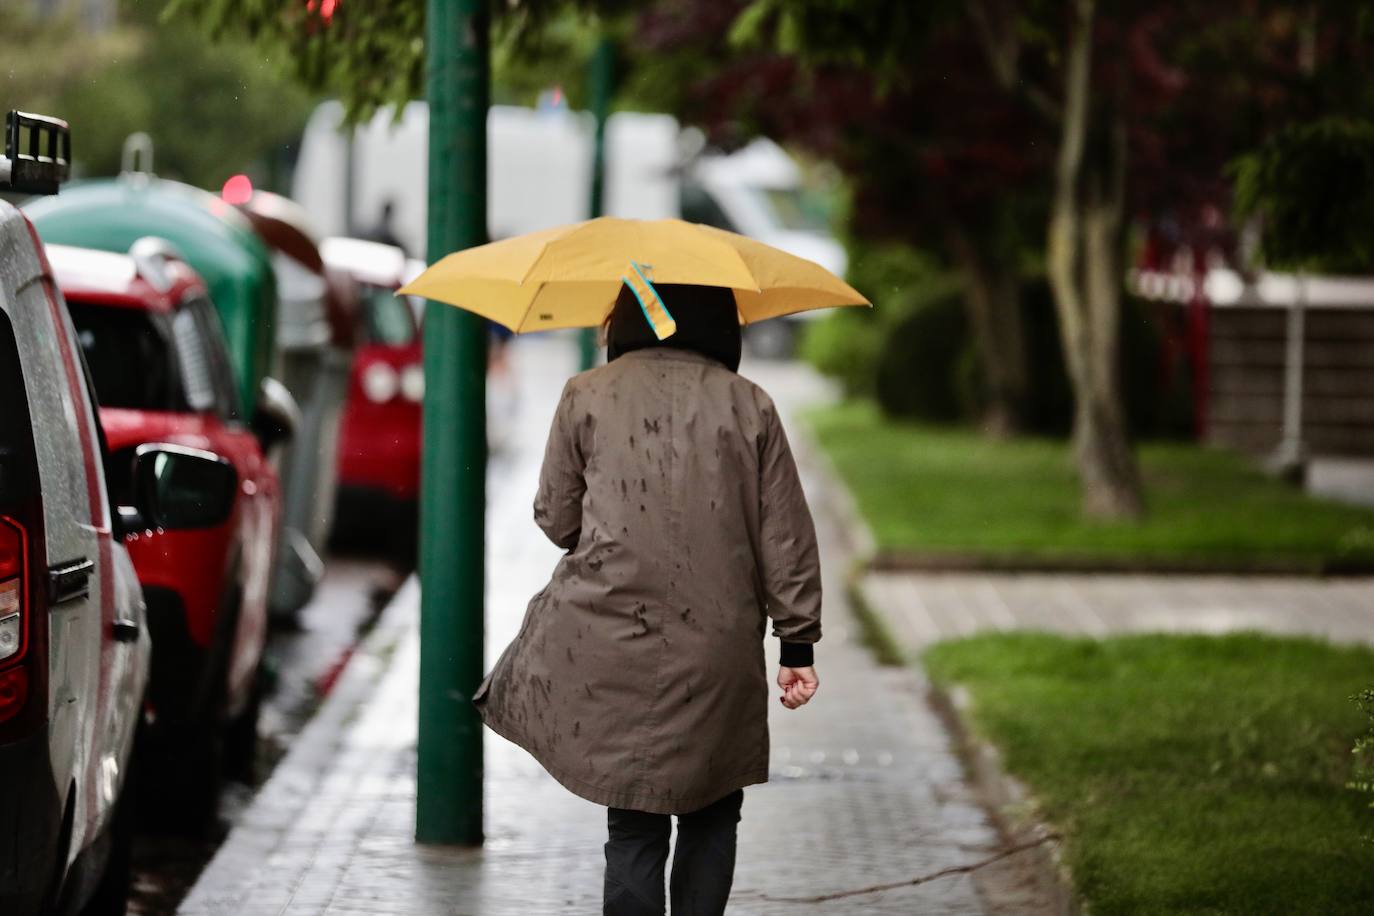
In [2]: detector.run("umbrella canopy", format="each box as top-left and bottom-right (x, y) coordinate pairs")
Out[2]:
(398, 217), (868, 335)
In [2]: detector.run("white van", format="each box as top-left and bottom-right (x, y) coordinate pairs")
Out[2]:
(292, 100), (846, 279)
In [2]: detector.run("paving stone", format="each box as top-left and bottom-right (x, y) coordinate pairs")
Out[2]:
(863, 569), (1374, 654)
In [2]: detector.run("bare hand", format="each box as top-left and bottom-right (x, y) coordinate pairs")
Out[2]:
(777, 666), (819, 709)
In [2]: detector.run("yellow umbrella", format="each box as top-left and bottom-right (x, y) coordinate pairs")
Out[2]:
(398, 216), (869, 338)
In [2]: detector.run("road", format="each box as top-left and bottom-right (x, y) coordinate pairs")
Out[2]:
(128, 557), (396, 916)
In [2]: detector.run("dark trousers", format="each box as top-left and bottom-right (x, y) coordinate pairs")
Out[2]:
(604, 789), (744, 916)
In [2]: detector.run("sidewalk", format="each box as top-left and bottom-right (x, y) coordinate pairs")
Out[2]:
(179, 338), (1046, 915)
(862, 569), (1374, 655)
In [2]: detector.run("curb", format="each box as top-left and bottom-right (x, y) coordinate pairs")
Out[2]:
(177, 576), (419, 914)
(927, 680), (1083, 916)
(796, 415), (1082, 914)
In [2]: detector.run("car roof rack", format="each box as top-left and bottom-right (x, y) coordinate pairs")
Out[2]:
(0, 111), (71, 195)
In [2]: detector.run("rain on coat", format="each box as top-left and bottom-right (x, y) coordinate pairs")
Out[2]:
(473, 347), (822, 815)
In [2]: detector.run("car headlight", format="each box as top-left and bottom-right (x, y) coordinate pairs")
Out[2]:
(361, 362), (399, 403)
(400, 364), (425, 402)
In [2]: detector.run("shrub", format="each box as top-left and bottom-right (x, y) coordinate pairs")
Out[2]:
(1352, 687), (1374, 840)
(805, 239), (1192, 438)
(873, 289), (969, 421)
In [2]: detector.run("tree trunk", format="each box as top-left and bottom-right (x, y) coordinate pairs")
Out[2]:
(1046, 0), (1144, 518)
(947, 225), (1028, 437)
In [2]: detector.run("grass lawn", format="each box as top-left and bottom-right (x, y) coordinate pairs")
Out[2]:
(924, 632), (1374, 915)
(806, 400), (1374, 571)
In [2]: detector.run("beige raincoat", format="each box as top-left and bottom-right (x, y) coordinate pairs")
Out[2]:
(474, 347), (822, 815)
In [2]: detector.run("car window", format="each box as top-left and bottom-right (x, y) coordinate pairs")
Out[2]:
(680, 182), (737, 232)
(761, 187), (832, 234)
(184, 297), (243, 421)
(0, 312), (36, 514)
(362, 285), (417, 346)
(67, 301), (185, 412)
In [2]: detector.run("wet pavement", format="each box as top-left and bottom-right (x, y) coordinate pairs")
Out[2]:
(129, 557), (394, 916)
(862, 569), (1374, 654)
(176, 335), (1050, 915)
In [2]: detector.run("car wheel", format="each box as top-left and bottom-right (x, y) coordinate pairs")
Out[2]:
(224, 668), (264, 784)
(140, 719), (223, 836)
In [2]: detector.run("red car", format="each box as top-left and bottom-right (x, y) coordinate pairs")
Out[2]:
(48, 240), (285, 821)
(322, 237), (422, 560)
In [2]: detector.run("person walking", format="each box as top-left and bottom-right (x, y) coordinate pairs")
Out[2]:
(473, 282), (822, 915)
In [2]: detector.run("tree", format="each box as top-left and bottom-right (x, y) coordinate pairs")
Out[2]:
(1, 0), (313, 189)
(730, 0), (1374, 518)
(1234, 118), (1374, 273)
(637, 2), (1046, 435)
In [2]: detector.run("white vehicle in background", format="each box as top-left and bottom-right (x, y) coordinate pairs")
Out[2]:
(292, 100), (846, 355)
(0, 111), (165, 916)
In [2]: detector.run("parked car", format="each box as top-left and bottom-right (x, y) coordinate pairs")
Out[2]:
(0, 111), (170, 915)
(48, 241), (287, 819)
(231, 187), (353, 619)
(23, 157), (324, 618)
(321, 237), (421, 562)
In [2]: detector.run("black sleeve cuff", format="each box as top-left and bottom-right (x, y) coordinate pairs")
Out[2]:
(779, 640), (814, 668)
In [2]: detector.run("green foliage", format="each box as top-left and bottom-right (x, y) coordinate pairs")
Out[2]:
(805, 252), (1188, 437)
(1352, 688), (1374, 835)
(800, 240), (944, 398)
(727, 0), (946, 78)
(874, 290), (969, 422)
(806, 399), (1374, 569)
(163, 0), (643, 122)
(0, 0), (139, 118)
(799, 309), (881, 398)
(163, 0), (425, 122)
(924, 632), (1374, 913)
(1233, 117), (1374, 272)
(0, 1), (311, 189)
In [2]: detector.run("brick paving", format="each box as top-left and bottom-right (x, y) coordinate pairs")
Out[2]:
(179, 339), (1045, 915)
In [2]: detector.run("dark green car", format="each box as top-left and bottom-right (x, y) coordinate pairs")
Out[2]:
(25, 177), (276, 414)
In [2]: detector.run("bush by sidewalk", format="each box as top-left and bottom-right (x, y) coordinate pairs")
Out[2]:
(924, 632), (1374, 915)
(807, 400), (1374, 572)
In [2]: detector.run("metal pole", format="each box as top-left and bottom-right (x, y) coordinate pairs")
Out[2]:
(417, 0), (488, 846)
(1275, 271), (1307, 477)
(579, 35), (616, 371)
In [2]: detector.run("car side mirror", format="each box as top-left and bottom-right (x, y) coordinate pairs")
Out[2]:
(118, 444), (237, 533)
(252, 376), (300, 451)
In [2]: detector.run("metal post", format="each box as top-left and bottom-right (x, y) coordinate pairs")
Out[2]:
(579, 35), (616, 371)
(1274, 271), (1307, 478)
(417, 0), (488, 846)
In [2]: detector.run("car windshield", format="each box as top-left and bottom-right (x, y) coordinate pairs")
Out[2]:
(67, 302), (183, 411)
(760, 187), (833, 234)
(362, 285), (417, 346)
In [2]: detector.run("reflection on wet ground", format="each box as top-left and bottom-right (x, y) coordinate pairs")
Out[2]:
(129, 557), (394, 916)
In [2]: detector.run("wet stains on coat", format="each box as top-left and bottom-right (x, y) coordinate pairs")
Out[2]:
(472, 347), (822, 816)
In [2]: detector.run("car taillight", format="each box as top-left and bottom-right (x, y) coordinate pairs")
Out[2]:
(0, 667), (27, 723)
(0, 516), (25, 668)
(0, 516), (27, 724)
